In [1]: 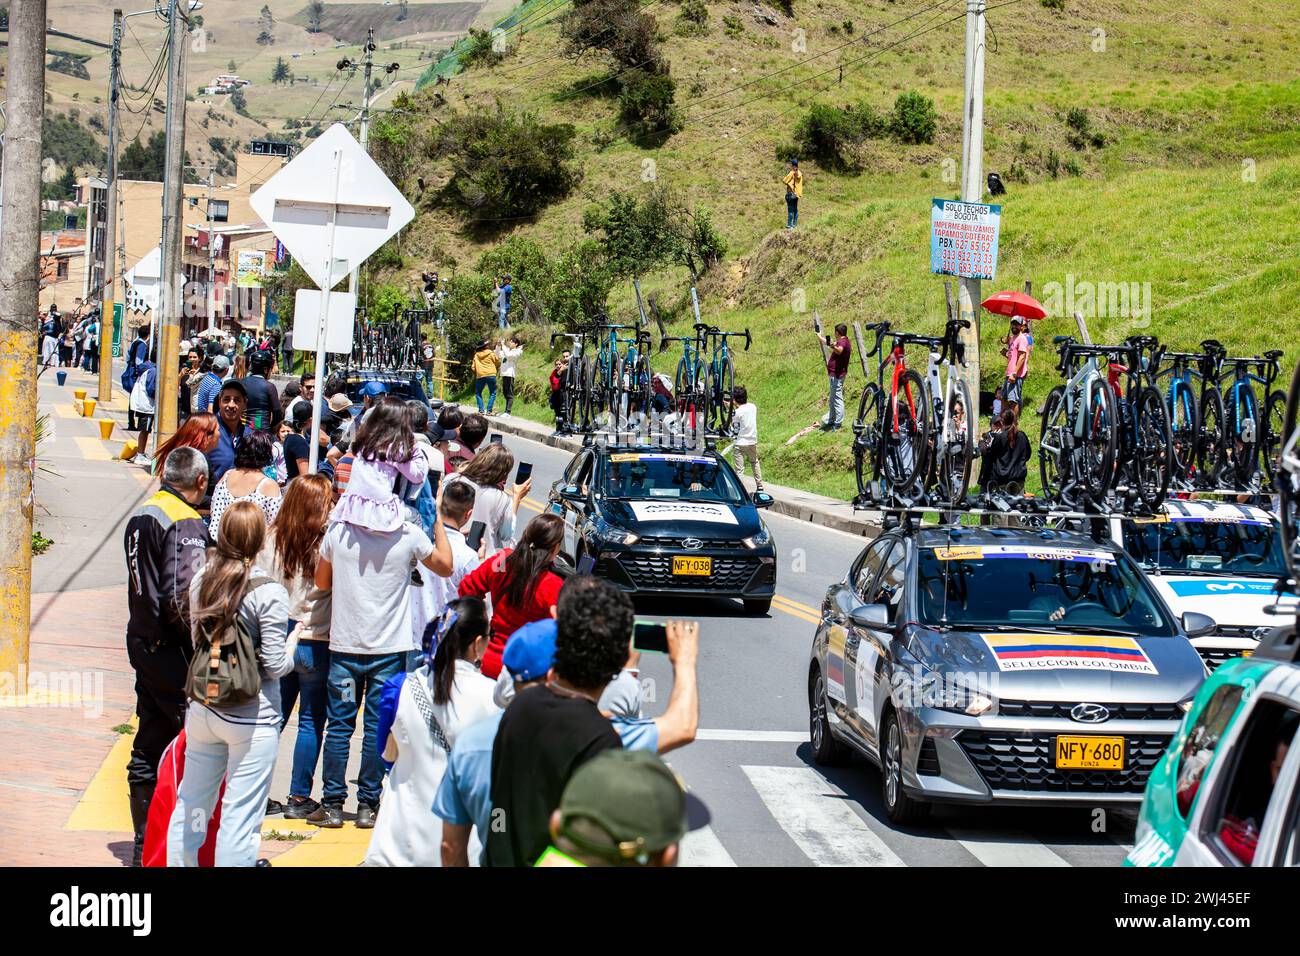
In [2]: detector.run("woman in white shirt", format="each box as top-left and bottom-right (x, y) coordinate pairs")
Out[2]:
(495, 337), (523, 416)
(363, 598), (498, 866)
(442, 443), (530, 553)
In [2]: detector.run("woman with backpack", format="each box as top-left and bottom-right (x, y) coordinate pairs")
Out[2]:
(168, 500), (296, 867)
(362, 598), (497, 867)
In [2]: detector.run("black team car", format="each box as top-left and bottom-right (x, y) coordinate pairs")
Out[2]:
(548, 443), (779, 613)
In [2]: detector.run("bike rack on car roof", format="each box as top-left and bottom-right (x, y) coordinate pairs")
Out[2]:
(1253, 620), (1300, 663)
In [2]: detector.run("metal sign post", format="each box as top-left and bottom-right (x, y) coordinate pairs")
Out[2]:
(308, 148), (342, 473)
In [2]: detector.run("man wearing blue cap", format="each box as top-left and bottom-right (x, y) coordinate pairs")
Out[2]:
(344, 380), (388, 442)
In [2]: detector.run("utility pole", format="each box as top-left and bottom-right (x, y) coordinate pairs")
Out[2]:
(205, 169), (217, 332)
(98, 9), (124, 403)
(956, 0), (986, 413)
(155, 0), (192, 451)
(346, 27), (375, 300)
(0, 0), (47, 700)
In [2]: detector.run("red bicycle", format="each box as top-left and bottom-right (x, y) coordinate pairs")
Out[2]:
(853, 322), (931, 499)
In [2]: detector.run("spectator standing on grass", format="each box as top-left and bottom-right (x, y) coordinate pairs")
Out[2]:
(363, 598), (499, 867)
(975, 409), (1030, 495)
(123, 447), (211, 866)
(1002, 318), (1030, 415)
(730, 385), (763, 492)
(783, 159), (803, 229)
(549, 352), (570, 432)
(457, 511), (564, 681)
(169, 501), (295, 867)
(495, 275), (513, 330)
(496, 336), (522, 417)
(472, 339), (500, 414)
(821, 322), (851, 431)
(484, 575), (632, 867)
(308, 402), (454, 830)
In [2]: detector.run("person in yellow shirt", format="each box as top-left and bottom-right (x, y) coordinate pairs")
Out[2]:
(471, 338), (501, 414)
(783, 158), (804, 229)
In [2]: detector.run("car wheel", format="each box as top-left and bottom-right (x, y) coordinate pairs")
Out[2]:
(809, 667), (848, 766)
(743, 598), (772, 615)
(880, 710), (930, 825)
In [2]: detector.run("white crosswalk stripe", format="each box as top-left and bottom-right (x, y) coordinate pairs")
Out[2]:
(946, 828), (1072, 867)
(679, 825), (738, 867)
(742, 765), (906, 867)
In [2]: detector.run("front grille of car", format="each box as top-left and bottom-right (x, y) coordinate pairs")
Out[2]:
(637, 535), (748, 551)
(608, 553), (761, 591)
(957, 731), (1170, 794)
(1197, 647), (1245, 671)
(995, 700), (1186, 721)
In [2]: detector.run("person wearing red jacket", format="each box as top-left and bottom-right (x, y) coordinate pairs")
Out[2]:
(549, 352), (570, 432)
(458, 513), (565, 679)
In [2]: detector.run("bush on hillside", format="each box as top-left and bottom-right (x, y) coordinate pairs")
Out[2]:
(618, 70), (684, 143)
(461, 28), (508, 70)
(787, 102), (884, 172)
(368, 98), (423, 189)
(42, 113), (101, 170)
(1064, 106), (1106, 150)
(439, 276), (498, 381)
(430, 107), (583, 226)
(582, 184), (727, 281)
(674, 0), (709, 36)
(889, 91), (938, 144)
(477, 236), (614, 328)
(1040, 0), (1065, 10)
(563, 0), (663, 73)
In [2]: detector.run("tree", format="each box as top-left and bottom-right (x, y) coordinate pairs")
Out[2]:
(272, 57), (291, 84)
(306, 0), (325, 33)
(119, 132), (168, 181)
(227, 59), (237, 72)
(582, 184), (726, 280)
(229, 88), (249, 117)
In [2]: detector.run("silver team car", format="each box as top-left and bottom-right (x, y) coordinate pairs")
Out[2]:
(808, 525), (1214, 824)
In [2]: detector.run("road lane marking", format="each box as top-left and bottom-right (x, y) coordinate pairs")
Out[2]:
(521, 497), (544, 513)
(696, 729), (806, 743)
(771, 597), (820, 625)
(679, 825), (739, 867)
(73, 436), (112, 461)
(945, 828), (1072, 867)
(742, 765), (906, 867)
(773, 594), (820, 615)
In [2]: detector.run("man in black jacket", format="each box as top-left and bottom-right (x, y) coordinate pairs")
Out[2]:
(123, 446), (211, 866)
(240, 348), (282, 432)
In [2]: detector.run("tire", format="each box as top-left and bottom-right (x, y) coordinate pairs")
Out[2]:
(1264, 389), (1286, 491)
(1167, 378), (1199, 484)
(743, 598), (772, 615)
(854, 383), (885, 500)
(673, 357), (689, 415)
(880, 709), (929, 825)
(1197, 386), (1226, 487)
(716, 357), (736, 433)
(610, 353), (626, 427)
(935, 378), (974, 507)
(879, 370), (931, 496)
(1226, 382), (1260, 488)
(809, 667), (849, 767)
(1279, 360), (1300, 580)
(1131, 386), (1173, 510)
(1039, 385), (1067, 502)
(1078, 378), (1118, 506)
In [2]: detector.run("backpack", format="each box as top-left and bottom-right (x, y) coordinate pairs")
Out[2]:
(121, 339), (145, 391)
(186, 578), (279, 707)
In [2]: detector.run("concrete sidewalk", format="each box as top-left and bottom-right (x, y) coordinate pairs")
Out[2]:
(463, 405), (883, 537)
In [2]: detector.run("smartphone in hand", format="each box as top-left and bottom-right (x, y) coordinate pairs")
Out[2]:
(490, 434), (503, 445)
(632, 620), (669, 654)
(465, 521), (487, 551)
(515, 461), (533, 485)
(577, 553), (596, 575)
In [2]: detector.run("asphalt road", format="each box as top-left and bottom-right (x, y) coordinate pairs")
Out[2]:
(497, 423), (1138, 867)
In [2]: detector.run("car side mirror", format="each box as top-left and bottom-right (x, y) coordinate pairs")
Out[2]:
(560, 484), (584, 500)
(849, 604), (890, 629)
(753, 492), (774, 509)
(1182, 611), (1217, 638)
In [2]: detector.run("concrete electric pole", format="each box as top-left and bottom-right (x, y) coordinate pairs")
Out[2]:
(956, 0), (986, 413)
(0, 0), (48, 699)
(97, 9), (125, 404)
(346, 27), (376, 300)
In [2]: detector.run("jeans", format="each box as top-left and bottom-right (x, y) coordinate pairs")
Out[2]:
(786, 195), (799, 229)
(421, 366), (433, 393)
(321, 650), (405, 808)
(280, 641), (330, 799)
(167, 704), (280, 867)
(474, 375), (497, 413)
(827, 374), (846, 428)
(498, 305), (510, 330)
(501, 375), (515, 413)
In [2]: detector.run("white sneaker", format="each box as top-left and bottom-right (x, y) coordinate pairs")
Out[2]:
(500, 412), (510, 418)
(132, 454), (151, 466)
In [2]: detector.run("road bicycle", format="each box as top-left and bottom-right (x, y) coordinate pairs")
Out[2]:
(1218, 348), (1285, 489)
(585, 320), (639, 427)
(1151, 339), (1226, 489)
(920, 317), (975, 508)
(617, 326), (655, 428)
(1038, 337), (1118, 509)
(550, 329), (592, 433)
(660, 322), (712, 435)
(1278, 356), (1300, 579)
(853, 321), (930, 502)
(702, 324), (750, 434)
(1110, 337), (1174, 509)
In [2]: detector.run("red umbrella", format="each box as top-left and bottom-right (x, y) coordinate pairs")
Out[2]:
(980, 290), (1047, 321)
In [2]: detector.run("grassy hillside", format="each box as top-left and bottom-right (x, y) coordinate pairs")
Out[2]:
(365, 0), (1300, 500)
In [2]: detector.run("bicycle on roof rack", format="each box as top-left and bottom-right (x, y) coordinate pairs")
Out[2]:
(1222, 347), (1287, 492)
(1038, 335), (1119, 510)
(1278, 355), (1300, 580)
(1151, 338), (1227, 489)
(1111, 335), (1174, 510)
(550, 329), (593, 434)
(660, 322), (712, 436)
(701, 323), (750, 435)
(852, 320), (930, 503)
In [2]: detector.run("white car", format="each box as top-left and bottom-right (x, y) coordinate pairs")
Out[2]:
(1111, 499), (1298, 670)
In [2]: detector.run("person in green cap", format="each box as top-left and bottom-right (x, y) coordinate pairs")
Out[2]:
(536, 749), (688, 868)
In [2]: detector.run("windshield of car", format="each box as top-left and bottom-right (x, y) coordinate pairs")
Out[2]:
(602, 453), (746, 504)
(916, 544), (1178, 636)
(1122, 517), (1285, 577)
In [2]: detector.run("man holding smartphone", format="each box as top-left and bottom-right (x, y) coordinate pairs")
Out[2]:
(821, 322), (852, 431)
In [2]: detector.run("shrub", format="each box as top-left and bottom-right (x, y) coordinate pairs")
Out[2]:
(1040, 0), (1065, 10)
(675, 0), (709, 35)
(789, 101), (884, 171)
(618, 69), (684, 142)
(889, 91), (938, 144)
(582, 184), (727, 281)
(1045, 148), (1061, 179)
(563, 0), (663, 73)
(842, 19), (854, 34)
(1064, 157), (1083, 177)
(439, 276), (498, 381)
(461, 28), (507, 70)
(722, 14), (744, 38)
(478, 236), (613, 328)
(431, 107), (583, 225)
(774, 0), (794, 15)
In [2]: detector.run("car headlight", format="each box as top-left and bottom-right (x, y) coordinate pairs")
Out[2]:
(742, 523), (771, 550)
(590, 520), (638, 547)
(1178, 698), (1195, 714)
(894, 642), (997, 716)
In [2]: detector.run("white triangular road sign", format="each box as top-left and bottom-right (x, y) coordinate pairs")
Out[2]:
(249, 124), (414, 291)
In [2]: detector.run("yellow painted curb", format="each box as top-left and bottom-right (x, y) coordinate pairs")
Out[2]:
(66, 720), (137, 833)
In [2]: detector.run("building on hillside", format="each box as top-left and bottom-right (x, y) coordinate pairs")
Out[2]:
(39, 231), (88, 313)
